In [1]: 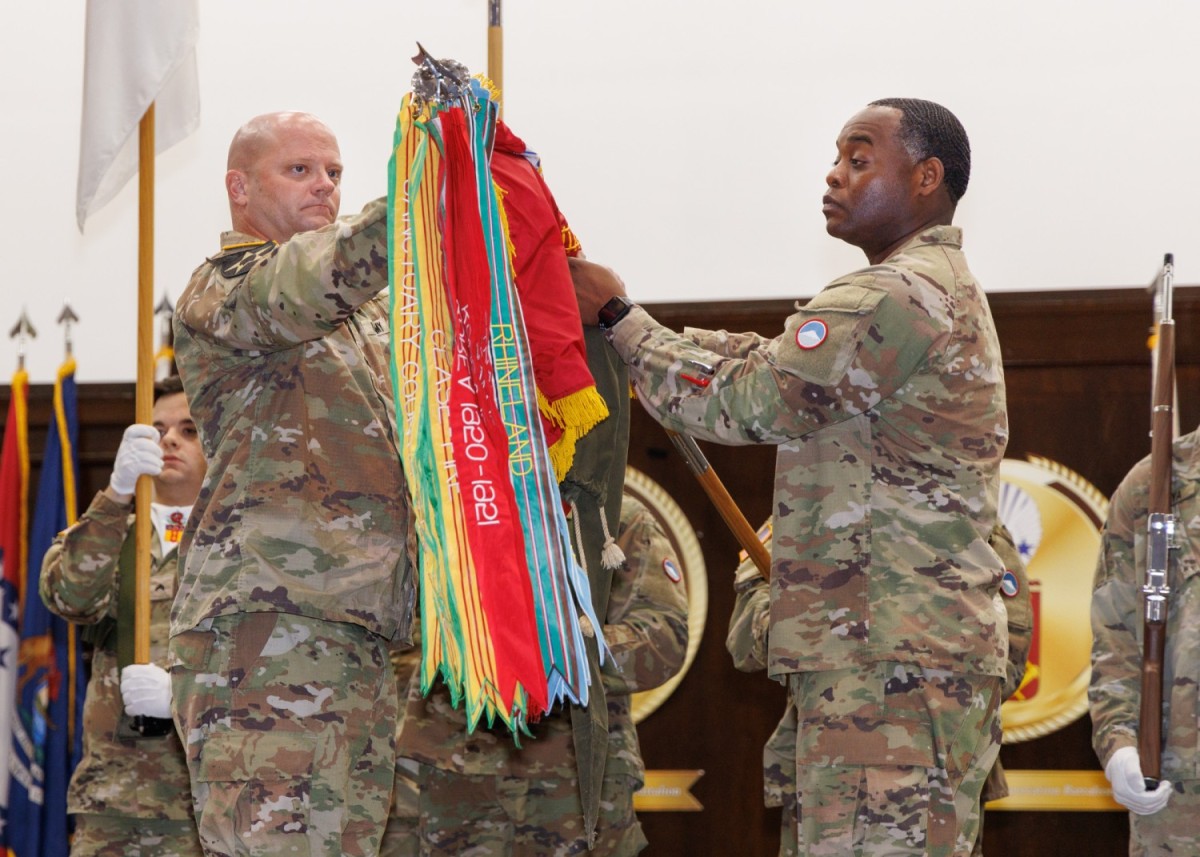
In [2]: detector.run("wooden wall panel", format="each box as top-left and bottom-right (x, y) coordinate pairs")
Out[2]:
(2, 286), (1191, 855)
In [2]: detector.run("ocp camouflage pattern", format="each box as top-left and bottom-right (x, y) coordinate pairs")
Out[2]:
(40, 490), (199, 851)
(171, 198), (415, 642)
(1090, 424), (1200, 851)
(385, 495), (688, 855)
(611, 225), (1008, 681)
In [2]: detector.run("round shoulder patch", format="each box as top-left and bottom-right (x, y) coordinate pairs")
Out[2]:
(662, 558), (682, 583)
(796, 319), (829, 350)
(1000, 569), (1020, 598)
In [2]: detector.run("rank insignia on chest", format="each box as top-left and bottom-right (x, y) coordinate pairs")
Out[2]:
(165, 511), (185, 544)
(796, 319), (828, 350)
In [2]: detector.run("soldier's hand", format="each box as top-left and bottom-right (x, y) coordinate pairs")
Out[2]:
(568, 256), (627, 325)
(120, 663), (173, 719)
(108, 424), (164, 500)
(1105, 746), (1173, 814)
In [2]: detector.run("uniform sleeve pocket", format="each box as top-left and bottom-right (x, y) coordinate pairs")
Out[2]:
(768, 281), (885, 387)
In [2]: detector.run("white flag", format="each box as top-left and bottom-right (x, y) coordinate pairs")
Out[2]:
(76, 0), (200, 231)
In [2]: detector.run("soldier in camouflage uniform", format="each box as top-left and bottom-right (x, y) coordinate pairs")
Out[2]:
(382, 493), (689, 856)
(572, 98), (1008, 855)
(726, 521), (1032, 856)
(40, 377), (205, 856)
(1090, 425), (1200, 855)
(170, 112), (415, 857)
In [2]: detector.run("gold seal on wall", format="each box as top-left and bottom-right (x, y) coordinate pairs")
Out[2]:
(623, 466), (708, 724)
(998, 456), (1108, 743)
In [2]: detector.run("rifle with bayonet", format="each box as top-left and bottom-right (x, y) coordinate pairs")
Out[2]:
(1139, 252), (1175, 787)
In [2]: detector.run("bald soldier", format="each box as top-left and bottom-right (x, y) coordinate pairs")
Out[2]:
(572, 98), (1008, 855)
(171, 113), (414, 857)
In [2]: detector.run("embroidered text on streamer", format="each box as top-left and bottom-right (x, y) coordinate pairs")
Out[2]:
(388, 61), (608, 736)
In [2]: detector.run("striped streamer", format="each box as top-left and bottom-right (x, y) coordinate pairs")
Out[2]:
(389, 80), (606, 734)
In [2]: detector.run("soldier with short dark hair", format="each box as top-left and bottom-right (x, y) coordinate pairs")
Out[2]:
(572, 98), (1008, 855)
(41, 377), (206, 856)
(170, 112), (415, 857)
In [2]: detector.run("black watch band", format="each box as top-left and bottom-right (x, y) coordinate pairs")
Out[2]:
(597, 295), (635, 330)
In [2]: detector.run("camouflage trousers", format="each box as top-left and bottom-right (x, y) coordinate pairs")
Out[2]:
(171, 612), (397, 857)
(779, 665), (1001, 857)
(379, 758), (648, 856)
(71, 814), (204, 857)
(1128, 779), (1200, 856)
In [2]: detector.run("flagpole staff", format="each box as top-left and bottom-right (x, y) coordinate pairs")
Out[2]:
(664, 429), (771, 580)
(133, 105), (156, 665)
(488, 0), (503, 109)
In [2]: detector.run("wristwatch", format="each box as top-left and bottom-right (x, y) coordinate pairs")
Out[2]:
(597, 295), (635, 330)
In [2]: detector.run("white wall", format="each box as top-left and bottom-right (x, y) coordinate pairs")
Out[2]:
(7, 0), (1200, 383)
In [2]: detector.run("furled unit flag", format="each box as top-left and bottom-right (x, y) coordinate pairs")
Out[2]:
(388, 51), (609, 735)
(6, 360), (86, 857)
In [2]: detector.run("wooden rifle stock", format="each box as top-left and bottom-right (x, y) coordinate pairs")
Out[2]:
(1138, 254), (1175, 786)
(1138, 622), (1166, 783)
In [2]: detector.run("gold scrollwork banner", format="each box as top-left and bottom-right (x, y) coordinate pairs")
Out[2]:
(633, 770), (705, 812)
(987, 770), (1122, 812)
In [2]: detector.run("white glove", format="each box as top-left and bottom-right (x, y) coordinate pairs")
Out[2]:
(120, 663), (173, 719)
(1105, 746), (1172, 815)
(109, 424), (163, 497)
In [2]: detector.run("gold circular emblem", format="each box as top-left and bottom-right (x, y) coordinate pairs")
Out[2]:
(998, 456), (1108, 743)
(624, 466), (709, 724)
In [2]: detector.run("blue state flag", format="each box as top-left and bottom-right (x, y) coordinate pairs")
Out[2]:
(8, 360), (85, 857)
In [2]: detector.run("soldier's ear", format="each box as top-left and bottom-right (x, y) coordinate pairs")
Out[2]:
(226, 169), (248, 206)
(913, 156), (945, 199)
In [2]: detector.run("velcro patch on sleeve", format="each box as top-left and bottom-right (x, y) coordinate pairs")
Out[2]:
(768, 279), (884, 386)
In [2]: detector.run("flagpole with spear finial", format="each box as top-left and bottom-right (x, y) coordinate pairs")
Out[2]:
(56, 301), (85, 756)
(9, 310), (37, 374)
(8, 310), (35, 616)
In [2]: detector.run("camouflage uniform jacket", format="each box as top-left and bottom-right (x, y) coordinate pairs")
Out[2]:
(396, 495), (689, 785)
(1090, 425), (1200, 781)
(611, 225), (1008, 679)
(172, 199), (414, 641)
(39, 490), (193, 819)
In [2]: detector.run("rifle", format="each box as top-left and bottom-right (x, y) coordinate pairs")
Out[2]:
(1138, 252), (1175, 786)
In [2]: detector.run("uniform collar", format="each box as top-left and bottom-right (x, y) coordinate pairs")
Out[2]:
(890, 224), (963, 259)
(217, 229), (270, 256)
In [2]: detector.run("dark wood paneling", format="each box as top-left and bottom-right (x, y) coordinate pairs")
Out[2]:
(2, 286), (1188, 855)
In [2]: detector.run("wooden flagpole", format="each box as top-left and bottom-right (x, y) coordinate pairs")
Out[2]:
(488, 0), (503, 112)
(134, 105), (155, 664)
